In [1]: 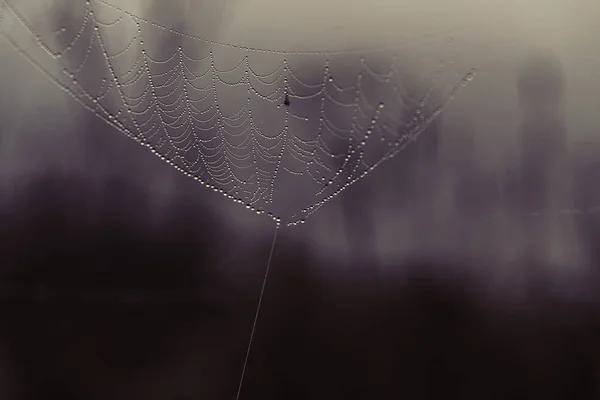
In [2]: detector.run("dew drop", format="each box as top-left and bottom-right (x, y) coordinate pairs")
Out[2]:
(465, 68), (476, 81)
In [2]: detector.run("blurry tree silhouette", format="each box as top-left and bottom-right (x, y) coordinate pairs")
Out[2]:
(515, 49), (569, 264)
(449, 116), (501, 228)
(516, 48), (568, 213)
(451, 119), (478, 219)
(338, 64), (443, 265)
(571, 138), (600, 276)
(382, 67), (443, 254)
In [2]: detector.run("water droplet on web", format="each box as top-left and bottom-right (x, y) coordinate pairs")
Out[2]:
(465, 68), (476, 81)
(11, 11), (475, 237)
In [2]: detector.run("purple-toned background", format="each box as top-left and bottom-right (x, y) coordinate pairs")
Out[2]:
(0, 1), (599, 398)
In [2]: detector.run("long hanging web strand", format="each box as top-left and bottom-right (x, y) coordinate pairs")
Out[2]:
(235, 224), (280, 400)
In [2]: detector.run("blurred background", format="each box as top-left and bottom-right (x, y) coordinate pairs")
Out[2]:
(0, 0), (600, 398)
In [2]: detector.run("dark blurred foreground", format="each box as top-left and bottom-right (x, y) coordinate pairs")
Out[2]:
(0, 164), (600, 400)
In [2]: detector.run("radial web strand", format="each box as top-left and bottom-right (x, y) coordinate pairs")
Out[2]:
(0, 0), (478, 225)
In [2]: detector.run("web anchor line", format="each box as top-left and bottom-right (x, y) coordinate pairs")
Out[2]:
(235, 224), (280, 400)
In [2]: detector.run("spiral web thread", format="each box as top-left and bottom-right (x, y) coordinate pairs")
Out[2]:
(0, 0), (479, 226)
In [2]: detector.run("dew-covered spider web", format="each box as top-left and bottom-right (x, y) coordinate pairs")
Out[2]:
(0, 0), (477, 397)
(0, 0), (476, 227)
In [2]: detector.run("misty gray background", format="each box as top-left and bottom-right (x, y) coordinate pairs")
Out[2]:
(1, 0), (600, 285)
(2, 1), (600, 399)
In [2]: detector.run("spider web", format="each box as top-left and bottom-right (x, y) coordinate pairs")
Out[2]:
(0, 0), (476, 226)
